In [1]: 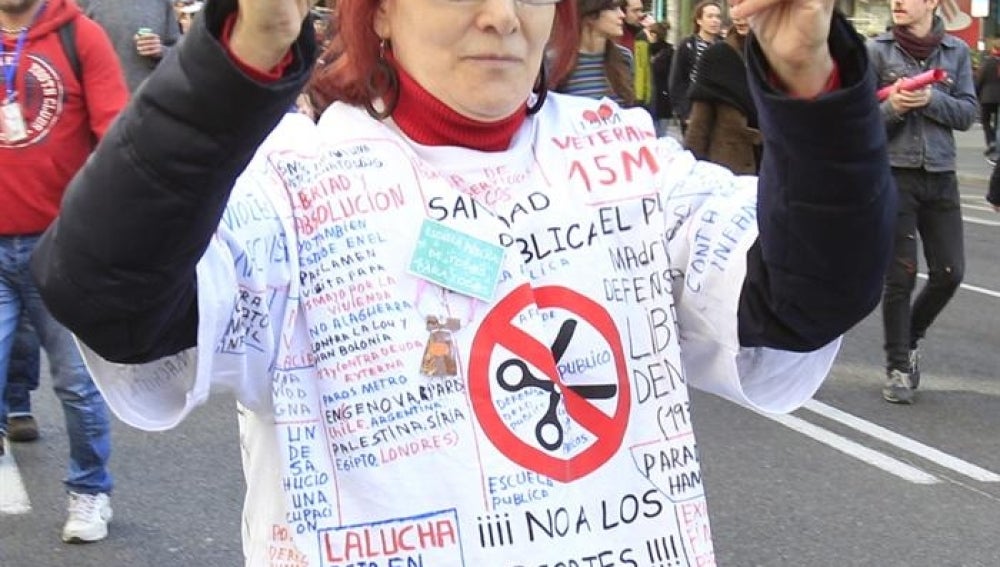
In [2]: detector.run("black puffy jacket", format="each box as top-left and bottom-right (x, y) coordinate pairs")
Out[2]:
(30, 0), (316, 363)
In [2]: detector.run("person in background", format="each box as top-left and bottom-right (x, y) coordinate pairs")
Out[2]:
(669, 0), (722, 133)
(293, 3), (339, 121)
(617, 0), (655, 111)
(557, 0), (635, 106)
(617, 0), (645, 51)
(310, 4), (334, 51)
(989, 164), (1000, 211)
(631, 13), (653, 111)
(0, 0), (127, 544)
(683, 17), (760, 174)
(3, 316), (41, 442)
(646, 19), (668, 58)
(78, 0), (180, 93)
(648, 20), (675, 136)
(975, 40), (1000, 164)
(31, 0), (894, 564)
(173, 0), (203, 34)
(868, 0), (977, 404)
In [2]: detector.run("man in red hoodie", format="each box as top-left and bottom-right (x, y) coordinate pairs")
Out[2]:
(0, 0), (126, 543)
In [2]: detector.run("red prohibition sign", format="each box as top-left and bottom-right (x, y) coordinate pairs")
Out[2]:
(469, 284), (631, 482)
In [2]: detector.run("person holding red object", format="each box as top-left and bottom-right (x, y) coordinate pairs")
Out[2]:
(867, 0), (977, 404)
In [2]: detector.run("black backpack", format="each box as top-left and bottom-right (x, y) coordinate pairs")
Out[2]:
(58, 18), (82, 83)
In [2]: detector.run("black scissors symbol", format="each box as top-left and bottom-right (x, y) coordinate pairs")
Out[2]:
(496, 319), (618, 451)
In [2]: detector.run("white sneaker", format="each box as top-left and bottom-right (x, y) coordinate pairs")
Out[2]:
(62, 492), (112, 543)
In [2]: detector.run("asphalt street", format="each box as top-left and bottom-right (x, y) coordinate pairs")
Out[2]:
(0, 127), (998, 567)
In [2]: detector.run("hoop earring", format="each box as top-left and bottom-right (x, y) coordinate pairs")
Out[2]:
(364, 40), (400, 120)
(527, 64), (547, 115)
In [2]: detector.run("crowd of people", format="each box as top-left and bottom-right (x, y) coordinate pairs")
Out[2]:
(0, 0), (995, 564)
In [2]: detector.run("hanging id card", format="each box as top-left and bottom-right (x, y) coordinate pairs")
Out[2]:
(1, 100), (28, 142)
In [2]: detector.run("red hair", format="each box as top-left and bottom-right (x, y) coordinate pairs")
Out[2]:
(308, 1), (579, 113)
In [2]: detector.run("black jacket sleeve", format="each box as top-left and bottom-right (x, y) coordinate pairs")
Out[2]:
(30, 0), (317, 364)
(737, 14), (896, 351)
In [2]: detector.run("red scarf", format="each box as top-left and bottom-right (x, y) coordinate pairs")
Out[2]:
(391, 63), (527, 152)
(892, 17), (944, 61)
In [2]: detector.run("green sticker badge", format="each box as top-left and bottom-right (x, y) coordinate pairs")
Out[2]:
(409, 219), (505, 302)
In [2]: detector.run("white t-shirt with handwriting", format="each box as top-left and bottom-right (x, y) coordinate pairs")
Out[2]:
(80, 94), (838, 567)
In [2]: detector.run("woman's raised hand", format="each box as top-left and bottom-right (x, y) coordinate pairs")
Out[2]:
(230, 0), (315, 71)
(731, 0), (836, 98)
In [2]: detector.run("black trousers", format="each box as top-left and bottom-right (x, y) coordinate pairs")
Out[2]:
(982, 103), (999, 149)
(882, 168), (965, 371)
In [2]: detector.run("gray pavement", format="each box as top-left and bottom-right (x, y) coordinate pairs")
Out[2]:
(954, 121), (994, 189)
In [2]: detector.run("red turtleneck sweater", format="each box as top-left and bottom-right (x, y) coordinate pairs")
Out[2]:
(391, 63), (527, 152)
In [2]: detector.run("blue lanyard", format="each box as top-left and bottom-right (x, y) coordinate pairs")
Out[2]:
(0, 1), (47, 103)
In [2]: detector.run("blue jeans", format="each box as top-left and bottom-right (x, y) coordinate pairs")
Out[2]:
(0, 235), (113, 494)
(4, 312), (40, 415)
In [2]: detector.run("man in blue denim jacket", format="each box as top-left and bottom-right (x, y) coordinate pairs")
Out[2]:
(867, 0), (977, 404)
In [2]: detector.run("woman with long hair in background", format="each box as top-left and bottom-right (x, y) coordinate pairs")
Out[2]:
(669, 0), (722, 132)
(557, 0), (636, 106)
